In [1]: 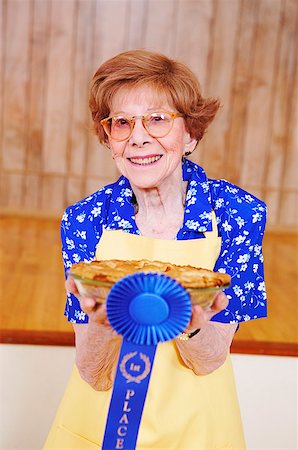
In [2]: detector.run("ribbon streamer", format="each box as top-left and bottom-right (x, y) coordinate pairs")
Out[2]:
(102, 273), (191, 450)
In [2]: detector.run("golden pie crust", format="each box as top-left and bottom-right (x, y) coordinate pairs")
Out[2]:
(70, 259), (230, 289)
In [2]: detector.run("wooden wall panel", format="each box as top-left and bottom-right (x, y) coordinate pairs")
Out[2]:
(68, 0), (94, 177)
(40, 175), (65, 211)
(240, 0), (282, 190)
(144, 0), (176, 56)
(26, 0), (49, 174)
(225, 0), (258, 186)
(23, 174), (41, 210)
(0, 0), (297, 229)
(124, 0), (148, 49)
(42, 0), (76, 175)
(176, 0), (213, 91)
(200, 0), (241, 178)
(1, 173), (23, 208)
(2, 0), (31, 172)
(93, 0), (127, 64)
(0, 0), (4, 169)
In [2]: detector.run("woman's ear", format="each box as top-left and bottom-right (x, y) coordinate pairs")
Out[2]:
(183, 136), (198, 156)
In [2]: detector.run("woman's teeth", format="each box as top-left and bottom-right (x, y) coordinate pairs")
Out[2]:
(129, 155), (162, 165)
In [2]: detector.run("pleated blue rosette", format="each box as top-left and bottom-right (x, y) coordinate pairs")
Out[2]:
(102, 272), (191, 450)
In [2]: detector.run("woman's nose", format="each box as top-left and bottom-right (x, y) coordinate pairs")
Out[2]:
(129, 118), (150, 146)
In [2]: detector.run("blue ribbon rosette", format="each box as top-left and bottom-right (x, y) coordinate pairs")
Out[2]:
(102, 272), (192, 450)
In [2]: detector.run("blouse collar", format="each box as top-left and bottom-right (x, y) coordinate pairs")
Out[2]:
(105, 159), (213, 234)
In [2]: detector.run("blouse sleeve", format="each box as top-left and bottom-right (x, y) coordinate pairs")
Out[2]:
(61, 205), (102, 324)
(212, 196), (267, 324)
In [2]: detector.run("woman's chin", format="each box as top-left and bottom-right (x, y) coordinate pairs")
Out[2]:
(124, 167), (165, 189)
(129, 178), (163, 190)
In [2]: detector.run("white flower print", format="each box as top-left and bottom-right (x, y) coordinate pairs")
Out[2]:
(91, 204), (103, 217)
(73, 254), (80, 263)
(245, 281), (254, 291)
(252, 212), (262, 223)
(76, 212), (86, 223)
(235, 216), (245, 228)
(222, 220), (232, 232)
(233, 285), (243, 297)
(226, 186), (239, 194)
(235, 235), (246, 245)
(62, 212), (69, 222)
(245, 194), (254, 203)
(121, 188), (132, 197)
(118, 219), (131, 228)
(185, 220), (200, 230)
(67, 292), (72, 306)
(199, 211), (212, 220)
(237, 254), (250, 264)
(66, 237), (75, 250)
(201, 182), (209, 193)
(258, 281), (266, 292)
(187, 196), (197, 206)
(186, 187), (197, 200)
(74, 230), (86, 240)
(215, 198), (224, 209)
(75, 310), (86, 321)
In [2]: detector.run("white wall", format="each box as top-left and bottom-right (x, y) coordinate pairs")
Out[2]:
(0, 344), (297, 450)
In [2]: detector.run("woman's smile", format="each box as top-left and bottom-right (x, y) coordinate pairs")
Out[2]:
(128, 154), (163, 166)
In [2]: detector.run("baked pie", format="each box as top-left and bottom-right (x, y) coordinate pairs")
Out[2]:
(69, 259), (230, 290)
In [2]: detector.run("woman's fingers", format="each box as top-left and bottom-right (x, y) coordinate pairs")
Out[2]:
(65, 276), (107, 322)
(65, 276), (79, 294)
(186, 292), (229, 331)
(211, 292), (229, 313)
(80, 296), (98, 314)
(186, 304), (205, 330)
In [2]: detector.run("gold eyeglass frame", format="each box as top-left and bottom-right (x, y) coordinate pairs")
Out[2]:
(100, 111), (183, 142)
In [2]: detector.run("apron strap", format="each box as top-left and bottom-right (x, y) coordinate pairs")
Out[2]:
(203, 210), (218, 238)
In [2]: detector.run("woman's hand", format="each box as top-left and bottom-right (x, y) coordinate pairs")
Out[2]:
(175, 292), (236, 375)
(185, 291), (228, 332)
(66, 276), (110, 326)
(66, 276), (121, 390)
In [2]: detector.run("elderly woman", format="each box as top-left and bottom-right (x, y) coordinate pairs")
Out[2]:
(44, 50), (267, 449)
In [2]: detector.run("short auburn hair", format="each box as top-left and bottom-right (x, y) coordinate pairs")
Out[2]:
(89, 49), (220, 144)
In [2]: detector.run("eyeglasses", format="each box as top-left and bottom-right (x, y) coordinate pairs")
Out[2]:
(100, 111), (183, 142)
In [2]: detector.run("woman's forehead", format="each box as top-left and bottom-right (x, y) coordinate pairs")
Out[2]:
(110, 84), (174, 113)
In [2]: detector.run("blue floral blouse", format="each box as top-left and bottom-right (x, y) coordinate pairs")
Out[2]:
(61, 159), (267, 324)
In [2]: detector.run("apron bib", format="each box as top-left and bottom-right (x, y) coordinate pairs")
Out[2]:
(44, 213), (245, 449)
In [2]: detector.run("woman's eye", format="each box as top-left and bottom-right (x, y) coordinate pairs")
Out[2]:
(150, 114), (165, 122)
(114, 118), (130, 127)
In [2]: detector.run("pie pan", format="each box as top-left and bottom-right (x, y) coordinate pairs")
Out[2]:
(68, 271), (230, 308)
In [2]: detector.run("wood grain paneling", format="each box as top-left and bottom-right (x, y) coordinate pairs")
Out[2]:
(0, 0), (297, 229)
(42, 0), (76, 175)
(2, 0), (31, 172)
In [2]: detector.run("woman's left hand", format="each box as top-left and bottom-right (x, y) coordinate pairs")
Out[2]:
(176, 292), (236, 375)
(185, 291), (228, 332)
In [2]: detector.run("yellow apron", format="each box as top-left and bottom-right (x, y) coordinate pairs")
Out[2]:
(44, 213), (245, 449)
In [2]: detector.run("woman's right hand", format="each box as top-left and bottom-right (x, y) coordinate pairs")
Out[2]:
(67, 276), (121, 390)
(65, 276), (111, 326)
